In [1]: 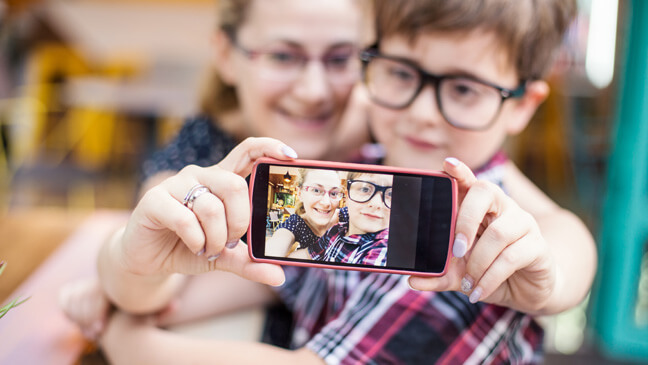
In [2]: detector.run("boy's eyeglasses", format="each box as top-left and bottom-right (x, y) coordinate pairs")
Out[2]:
(360, 49), (527, 131)
(347, 180), (392, 209)
(302, 186), (345, 201)
(227, 34), (360, 85)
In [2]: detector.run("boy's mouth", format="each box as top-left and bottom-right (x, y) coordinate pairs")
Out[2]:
(361, 212), (383, 220)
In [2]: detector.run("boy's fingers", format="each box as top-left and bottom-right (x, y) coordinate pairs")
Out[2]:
(215, 137), (298, 177)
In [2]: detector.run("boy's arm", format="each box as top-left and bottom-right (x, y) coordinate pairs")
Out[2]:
(102, 311), (325, 365)
(504, 162), (597, 314)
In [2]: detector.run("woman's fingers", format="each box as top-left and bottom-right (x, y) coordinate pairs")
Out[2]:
(460, 208), (535, 299)
(408, 262), (464, 292)
(216, 137), (298, 177)
(443, 157), (478, 200)
(209, 242), (286, 287)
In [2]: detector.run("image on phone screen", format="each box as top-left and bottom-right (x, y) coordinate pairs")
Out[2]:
(250, 162), (455, 274)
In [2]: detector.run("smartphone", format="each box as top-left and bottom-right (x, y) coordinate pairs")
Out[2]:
(248, 158), (457, 276)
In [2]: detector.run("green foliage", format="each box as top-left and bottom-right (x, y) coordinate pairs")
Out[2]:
(0, 261), (30, 319)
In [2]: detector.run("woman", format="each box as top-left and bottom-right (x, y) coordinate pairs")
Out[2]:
(140, 0), (373, 191)
(60, 1), (374, 362)
(265, 168), (346, 258)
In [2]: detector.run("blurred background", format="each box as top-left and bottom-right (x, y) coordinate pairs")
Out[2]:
(0, 0), (646, 364)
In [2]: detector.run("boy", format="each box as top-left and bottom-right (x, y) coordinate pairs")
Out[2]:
(309, 172), (392, 266)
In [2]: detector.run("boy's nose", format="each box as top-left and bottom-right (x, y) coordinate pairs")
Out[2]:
(292, 61), (330, 103)
(409, 85), (444, 127)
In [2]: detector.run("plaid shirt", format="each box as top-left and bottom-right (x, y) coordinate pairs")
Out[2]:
(272, 151), (544, 364)
(309, 209), (389, 266)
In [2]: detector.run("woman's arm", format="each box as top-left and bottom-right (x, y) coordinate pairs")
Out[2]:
(102, 311), (325, 365)
(264, 228), (296, 257)
(408, 158), (597, 315)
(97, 138), (293, 313)
(156, 270), (278, 326)
(504, 162), (597, 314)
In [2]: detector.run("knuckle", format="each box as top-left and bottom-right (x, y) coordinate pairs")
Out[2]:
(179, 164), (202, 176)
(499, 248), (518, 267)
(486, 220), (509, 243)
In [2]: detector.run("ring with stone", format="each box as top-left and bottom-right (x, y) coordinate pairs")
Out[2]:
(182, 184), (210, 210)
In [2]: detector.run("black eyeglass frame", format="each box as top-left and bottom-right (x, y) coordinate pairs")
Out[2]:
(360, 48), (527, 131)
(346, 179), (393, 209)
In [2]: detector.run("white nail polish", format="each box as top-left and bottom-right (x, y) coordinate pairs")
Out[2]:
(445, 157), (460, 166)
(281, 145), (298, 159)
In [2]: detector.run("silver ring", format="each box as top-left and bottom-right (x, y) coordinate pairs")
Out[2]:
(183, 184), (210, 210)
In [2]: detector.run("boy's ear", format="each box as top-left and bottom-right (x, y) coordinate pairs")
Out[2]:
(505, 80), (549, 135)
(211, 30), (238, 85)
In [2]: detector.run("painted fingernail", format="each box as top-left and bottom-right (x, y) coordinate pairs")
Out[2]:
(453, 233), (468, 258)
(196, 247), (205, 256)
(445, 157), (460, 166)
(469, 286), (483, 304)
(407, 278), (421, 291)
(225, 240), (239, 249)
(281, 145), (298, 159)
(207, 253), (220, 262)
(461, 275), (474, 293)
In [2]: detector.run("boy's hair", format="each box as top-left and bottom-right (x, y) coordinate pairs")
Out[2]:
(373, 0), (577, 80)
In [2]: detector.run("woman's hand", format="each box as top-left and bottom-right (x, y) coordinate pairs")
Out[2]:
(409, 158), (557, 314)
(115, 137), (297, 286)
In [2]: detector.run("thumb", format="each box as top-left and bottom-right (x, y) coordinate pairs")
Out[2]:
(216, 137), (298, 177)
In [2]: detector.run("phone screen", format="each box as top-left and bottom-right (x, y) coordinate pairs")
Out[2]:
(249, 160), (455, 274)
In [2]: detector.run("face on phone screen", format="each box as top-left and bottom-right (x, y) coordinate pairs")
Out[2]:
(249, 161), (455, 274)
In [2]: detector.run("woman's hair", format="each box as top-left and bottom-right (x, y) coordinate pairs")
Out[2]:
(198, 0), (252, 120)
(373, 0), (577, 80)
(294, 168), (311, 216)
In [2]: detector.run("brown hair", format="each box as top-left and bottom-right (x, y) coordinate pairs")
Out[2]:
(198, 0), (251, 120)
(294, 168), (312, 216)
(373, 0), (577, 80)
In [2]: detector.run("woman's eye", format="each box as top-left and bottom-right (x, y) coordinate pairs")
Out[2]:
(311, 187), (323, 194)
(324, 54), (353, 69)
(268, 52), (302, 65)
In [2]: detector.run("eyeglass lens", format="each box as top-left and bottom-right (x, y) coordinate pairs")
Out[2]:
(239, 44), (360, 84)
(303, 186), (344, 200)
(347, 180), (392, 208)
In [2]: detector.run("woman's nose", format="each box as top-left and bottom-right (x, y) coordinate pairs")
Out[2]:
(292, 61), (330, 103)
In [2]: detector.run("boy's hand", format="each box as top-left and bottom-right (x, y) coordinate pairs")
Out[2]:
(408, 158), (557, 314)
(59, 277), (111, 341)
(116, 137), (297, 286)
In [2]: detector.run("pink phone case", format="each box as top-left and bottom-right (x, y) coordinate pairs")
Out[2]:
(248, 157), (457, 277)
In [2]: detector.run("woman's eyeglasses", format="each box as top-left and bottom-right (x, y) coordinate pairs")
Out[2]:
(360, 48), (526, 131)
(302, 186), (345, 201)
(347, 180), (392, 209)
(227, 33), (360, 85)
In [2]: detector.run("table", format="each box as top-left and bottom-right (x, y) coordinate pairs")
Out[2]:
(0, 210), (129, 364)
